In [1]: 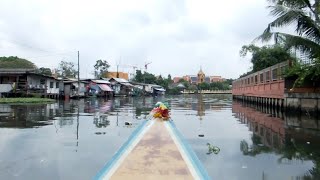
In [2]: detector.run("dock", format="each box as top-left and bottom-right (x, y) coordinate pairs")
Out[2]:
(95, 119), (210, 180)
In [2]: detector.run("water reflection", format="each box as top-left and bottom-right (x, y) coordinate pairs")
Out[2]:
(233, 101), (320, 179)
(0, 104), (56, 128)
(0, 95), (319, 180)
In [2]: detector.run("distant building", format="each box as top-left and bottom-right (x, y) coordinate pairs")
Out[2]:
(173, 77), (181, 83)
(290, 48), (312, 64)
(183, 75), (191, 82)
(175, 68), (225, 84)
(210, 76), (225, 82)
(107, 72), (129, 80)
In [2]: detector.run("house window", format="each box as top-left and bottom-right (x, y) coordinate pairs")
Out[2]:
(272, 68), (278, 81)
(254, 75), (258, 84)
(260, 73), (264, 83)
(50, 82), (54, 88)
(56, 82), (59, 88)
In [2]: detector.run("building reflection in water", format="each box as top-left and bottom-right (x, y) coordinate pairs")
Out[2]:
(0, 103), (58, 128)
(233, 101), (320, 179)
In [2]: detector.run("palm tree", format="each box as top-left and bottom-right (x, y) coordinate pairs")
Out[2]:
(257, 0), (320, 59)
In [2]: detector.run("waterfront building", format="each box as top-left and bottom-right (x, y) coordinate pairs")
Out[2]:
(0, 68), (61, 98)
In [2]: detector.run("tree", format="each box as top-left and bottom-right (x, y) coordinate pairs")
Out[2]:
(240, 44), (294, 72)
(133, 70), (157, 84)
(36, 67), (52, 76)
(167, 74), (173, 83)
(198, 82), (210, 90)
(94, 59), (110, 78)
(178, 78), (190, 89)
(134, 70), (143, 82)
(0, 56), (36, 69)
(256, 0), (320, 86)
(257, 0), (320, 59)
(143, 72), (157, 84)
(56, 61), (77, 78)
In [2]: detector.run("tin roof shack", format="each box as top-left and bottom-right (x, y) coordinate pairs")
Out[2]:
(130, 82), (165, 96)
(108, 78), (134, 96)
(128, 82), (148, 96)
(27, 73), (60, 98)
(63, 79), (87, 99)
(0, 68), (60, 98)
(150, 84), (166, 96)
(84, 79), (113, 97)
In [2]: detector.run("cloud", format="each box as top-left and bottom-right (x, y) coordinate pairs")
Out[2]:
(0, 0), (274, 79)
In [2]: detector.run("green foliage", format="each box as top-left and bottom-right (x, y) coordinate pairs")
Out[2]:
(240, 44), (293, 72)
(210, 82), (231, 90)
(56, 61), (77, 78)
(257, 0), (320, 59)
(197, 82), (231, 90)
(285, 59), (320, 87)
(36, 67), (52, 76)
(144, 72), (157, 84)
(0, 56), (36, 69)
(198, 82), (210, 90)
(178, 79), (190, 89)
(167, 74), (172, 83)
(134, 70), (143, 82)
(94, 59), (110, 78)
(133, 70), (157, 84)
(255, 0), (320, 86)
(166, 87), (181, 95)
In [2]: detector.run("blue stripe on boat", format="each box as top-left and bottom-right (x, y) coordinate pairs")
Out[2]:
(167, 120), (211, 180)
(94, 120), (149, 180)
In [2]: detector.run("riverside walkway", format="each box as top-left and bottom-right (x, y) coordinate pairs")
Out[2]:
(95, 119), (210, 180)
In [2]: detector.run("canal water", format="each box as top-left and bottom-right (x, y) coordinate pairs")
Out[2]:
(0, 94), (319, 180)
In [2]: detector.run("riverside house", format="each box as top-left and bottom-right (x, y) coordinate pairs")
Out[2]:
(107, 78), (134, 96)
(0, 68), (60, 98)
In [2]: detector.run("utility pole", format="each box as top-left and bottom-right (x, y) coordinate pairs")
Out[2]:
(77, 51), (80, 98)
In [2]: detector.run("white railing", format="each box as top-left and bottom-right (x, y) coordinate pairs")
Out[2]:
(182, 90), (231, 94)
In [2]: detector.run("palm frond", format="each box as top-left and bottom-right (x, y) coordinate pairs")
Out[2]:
(296, 14), (320, 43)
(257, 4), (320, 43)
(267, 0), (310, 8)
(278, 32), (320, 58)
(255, 5), (304, 42)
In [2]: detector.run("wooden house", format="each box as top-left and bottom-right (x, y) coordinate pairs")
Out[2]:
(0, 68), (60, 98)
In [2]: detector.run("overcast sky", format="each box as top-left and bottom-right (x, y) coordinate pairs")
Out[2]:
(0, 0), (274, 79)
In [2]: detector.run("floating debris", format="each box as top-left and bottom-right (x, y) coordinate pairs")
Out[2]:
(125, 121), (132, 125)
(206, 143), (220, 155)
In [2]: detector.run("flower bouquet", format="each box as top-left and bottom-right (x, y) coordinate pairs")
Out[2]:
(150, 102), (170, 120)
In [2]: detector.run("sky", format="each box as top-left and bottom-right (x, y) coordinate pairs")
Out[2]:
(0, 0), (275, 79)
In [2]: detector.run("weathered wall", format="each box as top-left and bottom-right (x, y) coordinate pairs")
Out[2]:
(285, 93), (319, 112)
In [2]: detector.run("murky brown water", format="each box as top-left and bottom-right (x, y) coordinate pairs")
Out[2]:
(0, 94), (319, 180)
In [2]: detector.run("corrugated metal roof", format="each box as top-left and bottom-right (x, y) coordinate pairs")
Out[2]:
(92, 80), (110, 84)
(110, 78), (129, 83)
(98, 84), (113, 91)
